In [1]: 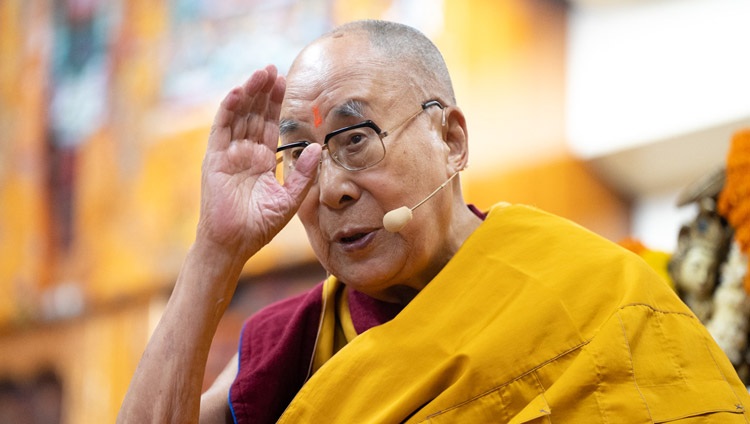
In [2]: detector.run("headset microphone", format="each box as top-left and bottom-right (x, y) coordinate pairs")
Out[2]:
(383, 171), (459, 233)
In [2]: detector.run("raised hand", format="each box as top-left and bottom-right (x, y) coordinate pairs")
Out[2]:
(197, 65), (321, 261)
(117, 66), (321, 424)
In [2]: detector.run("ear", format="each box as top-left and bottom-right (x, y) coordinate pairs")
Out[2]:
(442, 106), (469, 174)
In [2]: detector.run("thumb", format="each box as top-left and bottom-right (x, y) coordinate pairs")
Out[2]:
(283, 143), (322, 203)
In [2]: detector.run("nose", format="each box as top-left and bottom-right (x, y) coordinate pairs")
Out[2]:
(317, 154), (361, 209)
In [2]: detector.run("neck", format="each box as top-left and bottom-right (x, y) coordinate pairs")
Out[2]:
(379, 202), (484, 306)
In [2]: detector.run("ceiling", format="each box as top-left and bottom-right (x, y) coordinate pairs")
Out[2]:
(585, 117), (750, 199)
(565, 0), (750, 200)
(565, 0), (656, 8)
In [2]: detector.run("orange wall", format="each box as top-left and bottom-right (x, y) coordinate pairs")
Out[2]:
(0, 0), (53, 324)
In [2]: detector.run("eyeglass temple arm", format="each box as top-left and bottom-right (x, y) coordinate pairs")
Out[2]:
(422, 100), (444, 110)
(382, 100), (445, 139)
(422, 100), (446, 127)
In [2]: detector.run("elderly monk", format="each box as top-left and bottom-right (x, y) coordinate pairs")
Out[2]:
(118, 20), (750, 423)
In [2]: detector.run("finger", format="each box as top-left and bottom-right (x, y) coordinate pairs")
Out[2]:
(208, 86), (243, 152)
(239, 65), (276, 117)
(283, 143), (322, 203)
(231, 67), (276, 140)
(260, 64), (278, 96)
(209, 68), (269, 152)
(261, 74), (286, 151)
(268, 74), (286, 121)
(242, 67), (274, 107)
(232, 65), (279, 144)
(272, 72), (286, 100)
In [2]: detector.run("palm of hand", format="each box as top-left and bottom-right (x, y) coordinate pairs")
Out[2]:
(197, 65), (319, 260)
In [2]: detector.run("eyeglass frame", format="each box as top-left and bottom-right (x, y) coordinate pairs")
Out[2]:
(276, 99), (445, 172)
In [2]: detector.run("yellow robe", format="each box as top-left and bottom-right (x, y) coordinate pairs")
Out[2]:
(280, 204), (750, 423)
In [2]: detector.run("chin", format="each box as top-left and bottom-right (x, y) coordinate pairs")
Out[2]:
(335, 264), (395, 294)
(337, 269), (392, 291)
(338, 266), (424, 305)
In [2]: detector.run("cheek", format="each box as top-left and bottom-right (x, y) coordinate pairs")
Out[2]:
(297, 190), (316, 224)
(297, 188), (327, 252)
(389, 135), (446, 178)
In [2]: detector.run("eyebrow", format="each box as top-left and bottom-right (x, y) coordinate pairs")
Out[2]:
(279, 118), (299, 137)
(332, 99), (367, 120)
(278, 99), (369, 137)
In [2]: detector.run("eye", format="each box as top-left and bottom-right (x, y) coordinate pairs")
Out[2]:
(290, 147), (305, 160)
(326, 124), (381, 169)
(350, 134), (363, 144)
(339, 129), (375, 152)
(346, 131), (369, 146)
(279, 141), (311, 165)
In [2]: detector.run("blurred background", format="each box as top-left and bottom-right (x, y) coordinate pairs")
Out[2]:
(1, 0), (749, 422)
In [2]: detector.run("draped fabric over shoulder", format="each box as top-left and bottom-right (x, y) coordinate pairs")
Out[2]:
(274, 204), (750, 423)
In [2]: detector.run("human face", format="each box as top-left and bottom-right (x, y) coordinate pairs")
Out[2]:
(281, 34), (461, 303)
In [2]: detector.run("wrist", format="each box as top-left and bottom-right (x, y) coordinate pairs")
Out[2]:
(173, 238), (249, 314)
(194, 218), (263, 264)
(190, 235), (247, 272)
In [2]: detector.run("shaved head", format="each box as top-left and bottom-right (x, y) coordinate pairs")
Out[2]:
(302, 20), (456, 105)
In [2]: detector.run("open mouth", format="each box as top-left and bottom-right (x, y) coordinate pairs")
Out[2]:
(341, 232), (368, 243)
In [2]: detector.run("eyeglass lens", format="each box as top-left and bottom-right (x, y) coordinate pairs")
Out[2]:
(326, 125), (384, 170)
(280, 125), (384, 172)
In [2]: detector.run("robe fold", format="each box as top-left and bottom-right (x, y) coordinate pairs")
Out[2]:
(233, 204), (750, 423)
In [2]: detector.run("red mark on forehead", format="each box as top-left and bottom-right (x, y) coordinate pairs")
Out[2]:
(312, 105), (323, 128)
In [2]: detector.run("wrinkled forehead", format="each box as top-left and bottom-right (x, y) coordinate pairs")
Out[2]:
(285, 35), (397, 96)
(279, 30), (436, 139)
(278, 97), (372, 138)
(281, 42), (414, 129)
(286, 32), (376, 87)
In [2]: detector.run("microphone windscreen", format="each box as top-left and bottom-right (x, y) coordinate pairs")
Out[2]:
(383, 206), (413, 233)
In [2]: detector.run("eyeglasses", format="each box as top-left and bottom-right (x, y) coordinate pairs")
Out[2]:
(277, 100), (444, 174)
